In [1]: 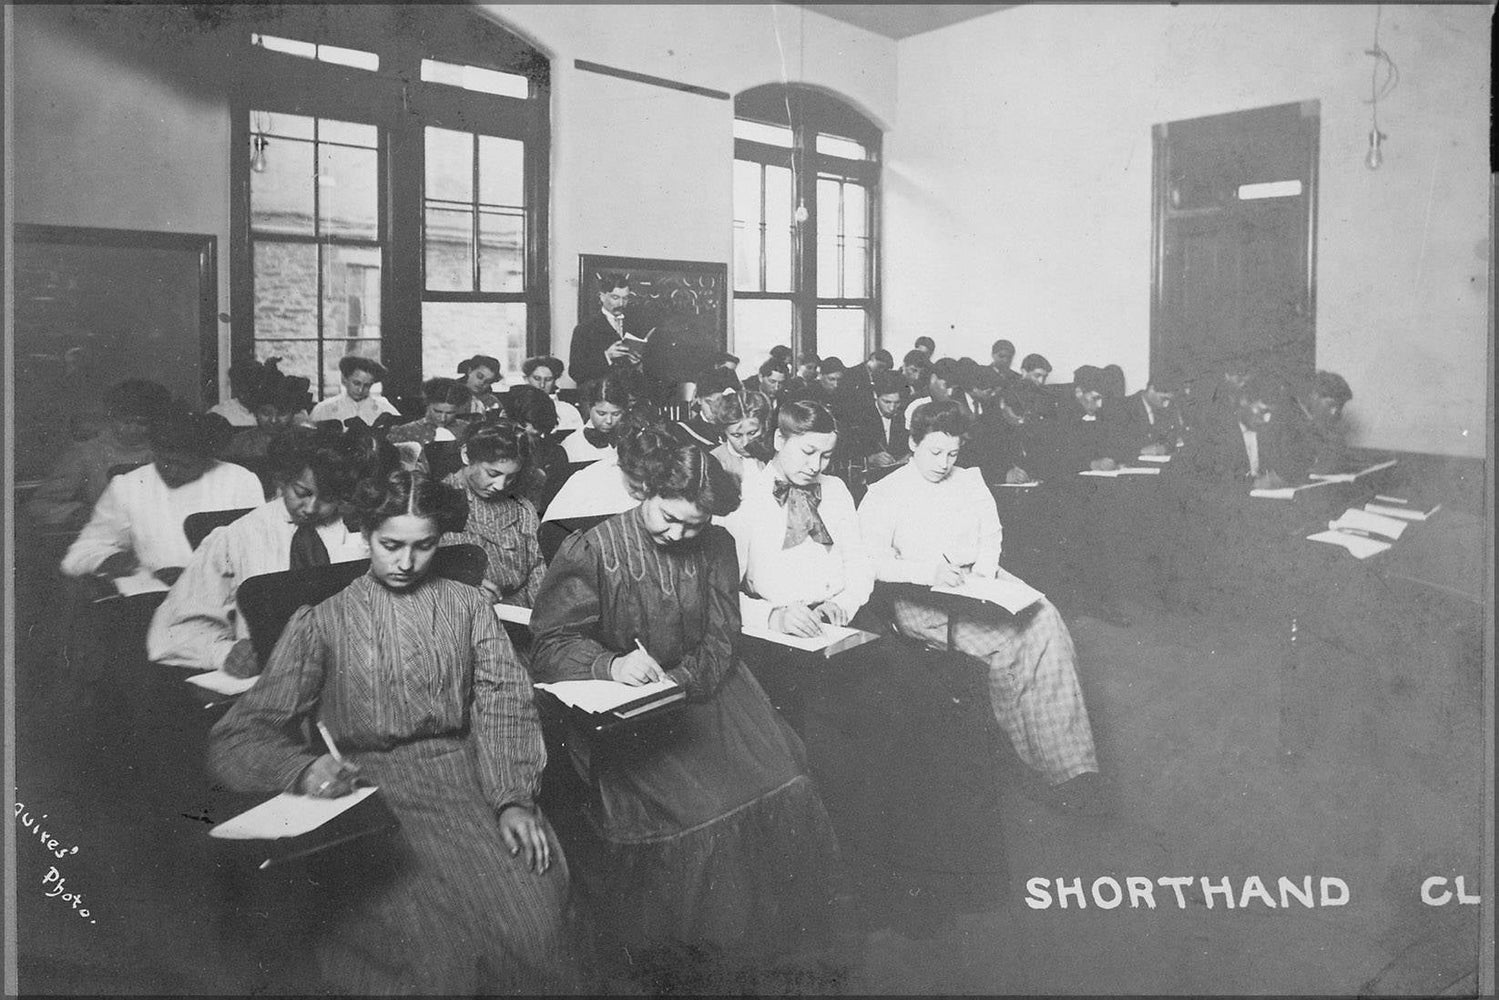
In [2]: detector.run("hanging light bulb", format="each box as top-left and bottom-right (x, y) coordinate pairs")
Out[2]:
(250, 133), (269, 173)
(794, 199), (809, 224)
(1364, 127), (1386, 170)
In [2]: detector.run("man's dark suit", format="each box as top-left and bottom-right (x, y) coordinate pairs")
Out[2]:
(1032, 401), (1112, 480)
(958, 409), (1028, 481)
(1102, 391), (1185, 464)
(843, 403), (908, 462)
(1172, 407), (1308, 487)
(568, 310), (640, 388)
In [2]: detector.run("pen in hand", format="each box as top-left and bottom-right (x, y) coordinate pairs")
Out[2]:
(634, 638), (668, 684)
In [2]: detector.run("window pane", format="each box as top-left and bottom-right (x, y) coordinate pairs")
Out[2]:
(816, 133), (868, 160)
(732, 299), (794, 379)
(422, 302), (528, 384)
(319, 119), (377, 148)
(318, 142), (379, 240)
(254, 339), (320, 390)
(816, 307), (867, 366)
(261, 111), (313, 141)
(734, 119), (793, 148)
(478, 135), (524, 207)
(421, 58), (529, 99)
(843, 182), (867, 241)
(764, 165), (793, 294)
(425, 206), (474, 292)
(479, 209), (525, 292)
(733, 160), (763, 292)
(251, 133), (314, 236)
(846, 237), (869, 300)
(326, 244), (381, 345)
(817, 178), (841, 298)
(425, 127), (473, 203)
(321, 339), (382, 401)
(254, 33), (316, 60)
(253, 241), (318, 341)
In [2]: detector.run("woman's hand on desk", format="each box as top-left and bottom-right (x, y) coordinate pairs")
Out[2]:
(771, 603), (824, 638)
(222, 639), (261, 679)
(1004, 466), (1032, 485)
(299, 754), (362, 798)
(932, 564), (966, 588)
(1253, 471), (1287, 491)
(812, 601), (849, 627)
(610, 647), (666, 686)
(498, 805), (553, 874)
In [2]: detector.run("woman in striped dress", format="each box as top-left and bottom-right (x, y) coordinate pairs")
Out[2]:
(441, 418), (547, 609)
(208, 471), (575, 994)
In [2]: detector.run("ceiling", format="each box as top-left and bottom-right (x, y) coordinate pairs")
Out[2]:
(788, 4), (1018, 40)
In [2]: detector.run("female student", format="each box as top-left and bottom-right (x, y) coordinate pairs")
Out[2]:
(528, 422), (847, 992)
(442, 419), (546, 608)
(721, 399), (1009, 928)
(561, 375), (628, 464)
(456, 354), (504, 415)
(859, 399), (1108, 814)
(707, 389), (771, 484)
(208, 471), (574, 994)
(386, 377), (471, 447)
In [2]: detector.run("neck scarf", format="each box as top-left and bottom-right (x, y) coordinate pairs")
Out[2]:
(772, 478), (834, 549)
(583, 426), (617, 449)
(289, 522), (331, 571)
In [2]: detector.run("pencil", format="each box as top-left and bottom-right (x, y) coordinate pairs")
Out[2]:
(317, 721), (346, 766)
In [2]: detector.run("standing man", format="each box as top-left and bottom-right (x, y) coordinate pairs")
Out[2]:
(568, 272), (643, 389)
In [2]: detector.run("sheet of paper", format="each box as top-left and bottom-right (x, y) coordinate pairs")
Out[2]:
(184, 670), (257, 697)
(741, 622), (871, 653)
(493, 604), (532, 626)
(1249, 480), (1334, 500)
(1329, 508), (1408, 541)
(993, 481), (1042, 489)
(1307, 458), (1399, 483)
(1077, 466), (1162, 478)
(210, 785), (381, 841)
(1135, 453), (1172, 463)
(112, 570), (170, 597)
(932, 576), (1045, 614)
(534, 677), (680, 714)
(1365, 501), (1439, 522)
(1306, 530), (1393, 560)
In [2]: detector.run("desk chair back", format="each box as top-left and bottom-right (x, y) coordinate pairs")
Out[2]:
(238, 543), (488, 665)
(422, 440), (464, 480)
(184, 507), (254, 550)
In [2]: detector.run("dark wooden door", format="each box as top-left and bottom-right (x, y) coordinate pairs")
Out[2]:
(1151, 101), (1319, 385)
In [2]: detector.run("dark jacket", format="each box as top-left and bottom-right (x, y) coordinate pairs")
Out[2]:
(1172, 407), (1309, 487)
(957, 409), (1029, 481)
(568, 310), (641, 388)
(1033, 401), (1111, 480)
(1102, 391), (1186, 464)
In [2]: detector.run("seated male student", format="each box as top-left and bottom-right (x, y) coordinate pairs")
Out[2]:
(1102, 369), (1186, 464)
(146, 428), (371, 676)
(309, 354), (401, 427)
(904, 357), (971, 426)
(1172, 370), (1307, 490)
(1031, 366), (1115, 479)
(843, 371), (911, 470)
(989, 339), (1022, 396)
(61, 405), (265, 586)
(859, 400), (1109, 813)
(26, 379), (169, 531)
(1002, 353), (1058, 428)
(1285, 370), (1354, 476)
(958, 366), (1033, 484)
(899, 349), (934, 404)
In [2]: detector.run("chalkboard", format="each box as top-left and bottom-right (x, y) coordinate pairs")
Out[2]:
(12, 225), (218, 482)
(578, 254), (727, 387)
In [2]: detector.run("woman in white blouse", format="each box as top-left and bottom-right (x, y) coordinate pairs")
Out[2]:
(561, 375), (627, 464)
(707, 390), (770, 485)
(859, 399), (1107, 814)
(722, 399), (1007, 933)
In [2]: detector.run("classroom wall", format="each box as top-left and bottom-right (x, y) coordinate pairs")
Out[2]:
(482, 3), (896, 384)
(12, 5), (233, 391)
(10, 3), (895, 396)
(886, 3), (1491, 458)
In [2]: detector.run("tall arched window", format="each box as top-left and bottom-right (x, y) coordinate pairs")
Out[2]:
(231, 7), (549, 399)
(733, 84), (880, 370)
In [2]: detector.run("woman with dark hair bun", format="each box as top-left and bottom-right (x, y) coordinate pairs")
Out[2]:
(442, 418), (547, 608)
(562, 375), (629, 464)
(529, 429), (849, 992)
(209, 469), (575, 994)
(456, 355), (504, 414)
(387, 377), (472, 447)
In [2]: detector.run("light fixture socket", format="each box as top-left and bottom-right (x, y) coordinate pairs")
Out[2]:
(1364, 128), (1387, 171)
(250, 133), (269, 173)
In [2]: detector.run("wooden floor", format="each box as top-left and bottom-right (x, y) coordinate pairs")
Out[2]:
(12, 570), (1485, 995)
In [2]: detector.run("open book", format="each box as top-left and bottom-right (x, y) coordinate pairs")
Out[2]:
(1078, 466), (1162, 477)
(1307, 458), (1399, 483)
(740, 623), (881, 658)
(533, 677), (684, 718)
(932, 575), (1045, 614)
(493, 604), (532, 627)
(1328, 507), (1408, 541)
(1306, 530), (1392, 560)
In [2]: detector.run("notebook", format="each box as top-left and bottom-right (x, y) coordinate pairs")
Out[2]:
(1307, 458), (1399, 483)
(1328, 508), (1408, 541)
(1077, 466), (1162, 477)
(932, 576), (1045, 614)
(210, 785), (394, 869)
(1306, 530), (1392, 560)
(740, 623), (881, 657)
(493, 604), (533, 627)
(533, 677), (684, 717)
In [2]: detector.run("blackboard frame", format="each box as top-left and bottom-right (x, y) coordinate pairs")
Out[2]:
(577, 253), (727, 385)
(14, 224), (220, 408)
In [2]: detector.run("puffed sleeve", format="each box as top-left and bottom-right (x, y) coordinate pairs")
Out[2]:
(662, 527), (741, 701)
(60, 476), (133, 577)
(146, 525), (241, 671)
(468, 590), (546, 812)
(859, 476), (940, 585)
(528, 531), (618, 682)
(207, 605), (327, 793)
(821, 478), (873, 621)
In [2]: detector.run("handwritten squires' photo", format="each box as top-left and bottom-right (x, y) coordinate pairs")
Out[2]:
(5, 2), (1492, 996)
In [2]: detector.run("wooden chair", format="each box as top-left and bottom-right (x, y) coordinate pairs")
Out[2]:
(237, 544), (488, 666)
(421, 440), (464, 480)
(184, 507), (254, 550)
